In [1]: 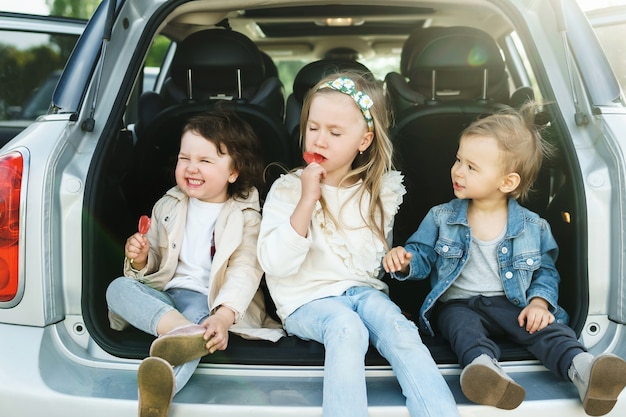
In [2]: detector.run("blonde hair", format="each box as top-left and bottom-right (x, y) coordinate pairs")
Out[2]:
(299, 71), (394, 247)
(460, 102), (554, 201)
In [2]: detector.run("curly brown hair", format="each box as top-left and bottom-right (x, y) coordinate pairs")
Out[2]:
(183, 109), (264, 199)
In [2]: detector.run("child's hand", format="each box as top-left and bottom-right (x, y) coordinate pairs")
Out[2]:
(290, 163), (326, 237)
(517, 298), (555, 334)
(383, 246), (412, 274)
(125, 232), (150, 268)
(300, 162), (325, 204)
(200, 306), (235, 353)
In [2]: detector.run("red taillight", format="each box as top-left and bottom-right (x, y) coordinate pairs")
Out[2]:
(0, 152), (23, 302)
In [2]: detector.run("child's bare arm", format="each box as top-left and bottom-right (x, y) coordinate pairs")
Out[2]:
(517, 297), (555, 334)
(383, 246), (413, 274)
(290, 164), (325, 237)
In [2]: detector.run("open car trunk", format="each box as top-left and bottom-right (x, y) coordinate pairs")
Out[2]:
(83, 102), (587, 366)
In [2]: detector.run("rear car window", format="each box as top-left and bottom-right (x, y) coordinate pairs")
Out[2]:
(0, 22), (80, 145)
(587, 7), (626, 95)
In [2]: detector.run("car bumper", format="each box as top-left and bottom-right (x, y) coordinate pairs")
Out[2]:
(0, 322), (622, 416)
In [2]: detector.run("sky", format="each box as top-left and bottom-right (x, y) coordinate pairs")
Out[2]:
(0, 0), (624, 16)
(0, 0), (49, 15)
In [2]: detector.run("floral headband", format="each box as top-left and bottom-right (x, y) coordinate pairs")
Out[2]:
(319, 77), (374, 131)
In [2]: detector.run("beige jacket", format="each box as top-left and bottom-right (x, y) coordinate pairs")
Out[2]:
(110, 186), (284, 342)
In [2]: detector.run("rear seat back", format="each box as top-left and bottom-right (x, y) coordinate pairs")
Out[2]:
(386, 26), (510, 114)
(389, 26), (510, 241)
(127, 29), (290, 217)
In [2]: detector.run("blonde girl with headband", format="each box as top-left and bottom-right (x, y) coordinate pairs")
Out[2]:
(257, 71), (460, 417)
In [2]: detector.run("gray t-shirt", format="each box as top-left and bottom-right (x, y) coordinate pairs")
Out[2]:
(439, 227), (506, 302)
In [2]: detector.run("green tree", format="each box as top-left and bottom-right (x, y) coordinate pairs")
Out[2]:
(0, 43), (65, 118)
(146, 36), (171, 67)
(46, 0), (100, 19)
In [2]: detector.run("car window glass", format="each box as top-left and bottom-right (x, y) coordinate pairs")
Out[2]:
(274, 56), (399, 98)
(144, 34), (171, 93)
(589, 20), (626, 94)
(143, 67), (159, 92)
(363, 56), (400, 80)
(0, 29), (79, 121)
(506, 31), (544, 103)
(276, 60), (307, 97)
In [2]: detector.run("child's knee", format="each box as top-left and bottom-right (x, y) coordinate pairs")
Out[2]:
(326, 315), (369, 347)
(105, 276), (125, 302)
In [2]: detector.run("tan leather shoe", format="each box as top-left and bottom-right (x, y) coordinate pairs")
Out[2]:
(138, 357), (175, 417)
(149, 324), (209, 366)
(569, 352), (626, 416)
(460, 354), (525, 410)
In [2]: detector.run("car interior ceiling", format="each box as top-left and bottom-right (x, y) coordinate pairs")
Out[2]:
(85, 3), (585, 367)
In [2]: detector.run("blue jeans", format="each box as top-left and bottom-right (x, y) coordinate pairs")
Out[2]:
(106, 277), (210, 394)
(284, 286), (459, 417)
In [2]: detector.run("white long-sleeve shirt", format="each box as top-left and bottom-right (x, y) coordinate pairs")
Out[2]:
(258, 170), (405, 322)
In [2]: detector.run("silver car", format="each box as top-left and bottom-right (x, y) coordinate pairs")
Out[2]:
(1, 0), (625, 416)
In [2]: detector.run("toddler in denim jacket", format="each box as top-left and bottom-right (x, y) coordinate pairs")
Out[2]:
(383, 103), (626, 416)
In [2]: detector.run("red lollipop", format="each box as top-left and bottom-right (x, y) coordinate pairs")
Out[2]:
(303, 151), (324, 164)
(138, 215), (151, 235)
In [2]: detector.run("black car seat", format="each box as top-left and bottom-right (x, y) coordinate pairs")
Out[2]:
(136, 29), (285, 133)
(258, 50), (285, 122)
(260, 50), (280, 79)
(284, 58), (374, 164)
(384, 28), (429, 114)
(385, 26), (510, 115)
(389, 26), (510, 241)
(127, 29), (290, 217)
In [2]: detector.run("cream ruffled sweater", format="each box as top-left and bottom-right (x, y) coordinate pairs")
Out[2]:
(258, 170), (405, 322)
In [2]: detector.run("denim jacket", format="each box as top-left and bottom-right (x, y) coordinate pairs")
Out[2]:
(391, 198), (569, 336)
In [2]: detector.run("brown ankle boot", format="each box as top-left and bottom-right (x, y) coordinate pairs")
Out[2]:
(460, 354), (525, 410)
(569, 352), (626, 416)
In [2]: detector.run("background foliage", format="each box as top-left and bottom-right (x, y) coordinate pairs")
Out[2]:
(46, 0), (99, 19)
(0, 0), (99, 119)
(0, 1), (172, 121)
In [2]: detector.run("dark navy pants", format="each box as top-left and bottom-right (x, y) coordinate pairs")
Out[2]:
(436, 295), (585, 379)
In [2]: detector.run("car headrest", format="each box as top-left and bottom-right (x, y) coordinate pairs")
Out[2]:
(260, 51), (279, 79)
(292, 59), (373, 103)
(404, 26), (508, 102)
(168, 29), (265, 99)
(400, 28), (424, 77)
